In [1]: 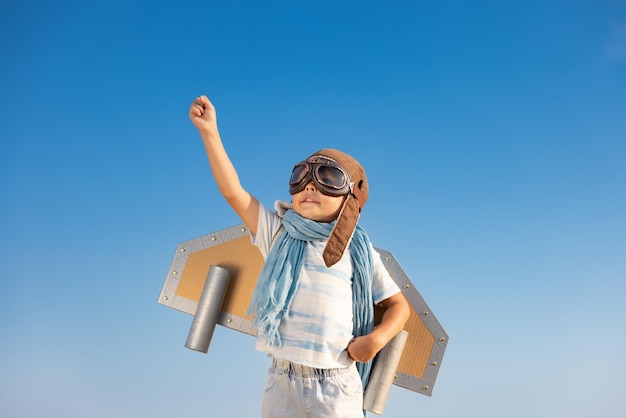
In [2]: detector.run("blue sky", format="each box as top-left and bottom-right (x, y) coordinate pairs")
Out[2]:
(1, 1), (625, 417)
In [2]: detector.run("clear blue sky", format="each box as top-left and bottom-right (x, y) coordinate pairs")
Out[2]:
(1, 1), (625, 417)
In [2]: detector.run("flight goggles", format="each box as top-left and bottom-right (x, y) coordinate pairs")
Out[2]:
(289, 155), (353, 197)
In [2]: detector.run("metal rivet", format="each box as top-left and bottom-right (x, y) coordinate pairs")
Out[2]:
(423, 385), (429, 391)
(172, 271), (177, 275)
(422, 311), (429, 316)
(227, 318), (233, 323)
(241, 227), (246, 232)
(211, 236), (217, 241)
(180, 248), (186, 252)
(404, 284), (410, 289)
(385, 256), (391, 261)
(393, 374), (398, 380)
(431, 361), (438, 366)
(440, 337), (446, 342)
(163, 296), (169, 301)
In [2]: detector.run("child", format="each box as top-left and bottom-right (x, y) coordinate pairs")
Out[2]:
(189, 95), (410, 417)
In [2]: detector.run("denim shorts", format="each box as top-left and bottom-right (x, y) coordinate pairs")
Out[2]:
(261, 358), (364, 418)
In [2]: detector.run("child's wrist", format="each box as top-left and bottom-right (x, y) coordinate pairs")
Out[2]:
(199, 125), (219, 139)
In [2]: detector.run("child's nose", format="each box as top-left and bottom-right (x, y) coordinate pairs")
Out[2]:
(305, 182), (317, 192)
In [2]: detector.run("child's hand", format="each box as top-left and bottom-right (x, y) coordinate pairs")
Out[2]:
(346, 334), (384, 363)
(348, 294), (410, 363)
(189, 95), (218, 134)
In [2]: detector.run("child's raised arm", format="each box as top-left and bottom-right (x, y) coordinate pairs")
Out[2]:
(189, 95), (259, 235)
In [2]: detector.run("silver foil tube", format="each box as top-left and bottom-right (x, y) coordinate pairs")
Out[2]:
(363, 330), (409, 415)
(185, 265), (231, 353)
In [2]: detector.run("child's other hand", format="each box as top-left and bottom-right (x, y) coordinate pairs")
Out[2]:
(189, 95), (218, 133)
(346, 334), (383, 363)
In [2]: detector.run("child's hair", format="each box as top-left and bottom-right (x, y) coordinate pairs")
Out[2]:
(294, 149), (369, 267)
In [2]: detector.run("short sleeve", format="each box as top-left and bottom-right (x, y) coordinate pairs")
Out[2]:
(251, 202), (283, 259)
(371, 246), (401, 304)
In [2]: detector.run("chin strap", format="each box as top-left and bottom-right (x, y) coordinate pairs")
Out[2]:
(323, 194), (361, 267)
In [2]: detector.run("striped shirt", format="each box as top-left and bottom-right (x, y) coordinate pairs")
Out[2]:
(251, 202), (401, 369)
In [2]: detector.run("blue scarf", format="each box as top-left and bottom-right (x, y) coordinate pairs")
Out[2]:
(247, 209), (375, 388)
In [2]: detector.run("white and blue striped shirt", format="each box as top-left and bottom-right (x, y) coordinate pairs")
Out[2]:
(252, 202), (401, 369)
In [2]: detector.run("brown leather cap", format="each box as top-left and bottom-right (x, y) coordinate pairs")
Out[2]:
(310, 149), (369, 266)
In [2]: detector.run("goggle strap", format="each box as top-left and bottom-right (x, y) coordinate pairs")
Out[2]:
(350, 181), (366, 210)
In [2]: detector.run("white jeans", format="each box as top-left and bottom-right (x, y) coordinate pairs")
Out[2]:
(261, 358), (364, 418)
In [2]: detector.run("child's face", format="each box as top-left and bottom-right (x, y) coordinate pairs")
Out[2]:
(292, 182), (345, 223)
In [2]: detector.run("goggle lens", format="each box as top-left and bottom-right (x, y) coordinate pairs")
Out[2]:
(289, 164), (308, 186)
(316, 165), (345, 189)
